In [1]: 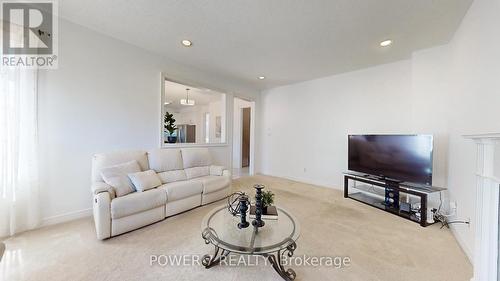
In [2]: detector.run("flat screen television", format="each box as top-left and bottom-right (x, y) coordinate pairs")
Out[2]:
(348, 134), (433, 186)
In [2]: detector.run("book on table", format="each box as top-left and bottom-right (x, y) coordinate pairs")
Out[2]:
(249, 206), (278, 220)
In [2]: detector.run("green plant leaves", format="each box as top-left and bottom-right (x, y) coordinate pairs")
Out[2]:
(262, 190), (275, 207)
(164, 111), (177, 134)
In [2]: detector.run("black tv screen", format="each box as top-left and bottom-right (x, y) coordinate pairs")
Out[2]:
(348, 135), (433, 186)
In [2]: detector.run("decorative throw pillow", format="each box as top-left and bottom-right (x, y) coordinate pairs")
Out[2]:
(128, 170), (162, 192)
(100, 160), (141, 197)
(209, 165), (225, 176)
(157, 169), (187, 184)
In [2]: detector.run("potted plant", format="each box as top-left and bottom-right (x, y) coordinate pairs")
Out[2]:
(261, 190), (275, 214)
(164, 111), (177, 143)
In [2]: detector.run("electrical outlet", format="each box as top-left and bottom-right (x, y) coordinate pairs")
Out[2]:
(303, 168), (307, 173)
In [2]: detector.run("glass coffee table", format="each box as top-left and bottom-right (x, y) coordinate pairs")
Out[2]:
(201, 205), (300, 281)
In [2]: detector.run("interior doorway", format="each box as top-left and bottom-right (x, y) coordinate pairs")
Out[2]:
(233, 97), (255, 178)
(241, 107), (251, 167)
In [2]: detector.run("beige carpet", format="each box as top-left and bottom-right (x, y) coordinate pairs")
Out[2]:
(0, 175), (472, 281)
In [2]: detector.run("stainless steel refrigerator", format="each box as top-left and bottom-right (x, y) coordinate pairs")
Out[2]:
(177, 124), (196, 143)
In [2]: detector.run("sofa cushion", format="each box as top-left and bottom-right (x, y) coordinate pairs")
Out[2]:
(185, 166), (209, 179)
(181, 148), (212, 169)
(148, 149), (183, 172)
(158, 169), (187, 184)
(101, 161), (141, 197)
(92, 150), (149, 182)
(196, 175), (231, 194)
(128, 170), (162, 192)
(158, 181), (203, 202)
(209, 165), (225, 176)
(110, 188), (166, 219)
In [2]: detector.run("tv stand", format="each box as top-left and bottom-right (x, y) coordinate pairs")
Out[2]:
(343, 172), (445, 227)
(384, 178), (401, 187)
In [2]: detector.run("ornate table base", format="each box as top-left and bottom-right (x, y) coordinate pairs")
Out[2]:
(266, 241), (297, 281)
(201, 246), (230, 269)
(201, 241), (298, 281)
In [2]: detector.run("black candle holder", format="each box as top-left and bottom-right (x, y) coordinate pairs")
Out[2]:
(237, 194), (250, 229)
(252, 184), (265, 228)
(227, 192), (251, 229)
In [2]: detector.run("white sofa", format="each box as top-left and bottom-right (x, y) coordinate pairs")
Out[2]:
(91, 147), (231, 240)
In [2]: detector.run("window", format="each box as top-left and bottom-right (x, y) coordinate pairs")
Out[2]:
(0, 58), (40, 236)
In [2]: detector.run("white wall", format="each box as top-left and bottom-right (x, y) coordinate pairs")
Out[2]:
(259, 0), (500, 261)
(260, 60), (417, 187)
(439, 0), (500, 260)
(410, 0), (500, 260)
(37, 19), (260, 224)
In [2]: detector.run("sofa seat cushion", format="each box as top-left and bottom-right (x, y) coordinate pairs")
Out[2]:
(196, 175), (231, 194)
(158, 181), (203, 202)
(158, 169), (187, 184)
(185, 166), (209, 179)
(111, 189), (166, 219)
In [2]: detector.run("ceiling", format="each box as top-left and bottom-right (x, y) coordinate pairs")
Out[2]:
(59, 0), (472, 90)
(164, 80), (224, 110)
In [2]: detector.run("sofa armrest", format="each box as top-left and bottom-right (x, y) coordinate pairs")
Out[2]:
(0, 242), (5, 262)
(91, 182), (116, 199)
(93, 192), (111, 240)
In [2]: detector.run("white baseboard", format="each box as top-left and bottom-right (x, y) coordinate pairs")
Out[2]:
(450, 224), (474, 264)
(258, 172), (342, 191)
(41, 208), (92, 227)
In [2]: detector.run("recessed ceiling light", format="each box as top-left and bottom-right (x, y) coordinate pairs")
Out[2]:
(380, 39), (392, 47)
(181, 40), (192, 47)
(258, 76), (265, 80)
(164, 101), (171, 105)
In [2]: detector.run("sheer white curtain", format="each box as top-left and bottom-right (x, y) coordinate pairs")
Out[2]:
(0, 23), (40, 237)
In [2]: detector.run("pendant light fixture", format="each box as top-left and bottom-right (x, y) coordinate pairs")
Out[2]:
(180, 88), (195, 106)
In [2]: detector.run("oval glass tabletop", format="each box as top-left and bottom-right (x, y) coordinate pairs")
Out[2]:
(201, 205), (300, 255)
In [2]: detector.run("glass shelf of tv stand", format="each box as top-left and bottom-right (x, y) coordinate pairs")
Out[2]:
(347, 184), (422, 224)
(343, 172), (445, 227)
(344, 171), (445, 194)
